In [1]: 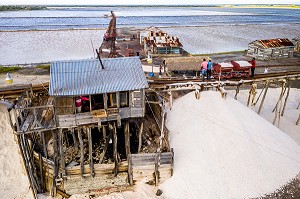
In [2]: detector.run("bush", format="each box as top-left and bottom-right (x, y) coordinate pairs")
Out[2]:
(0, 66), (22, 73)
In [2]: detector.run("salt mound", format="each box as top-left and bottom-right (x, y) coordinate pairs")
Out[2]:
(0, 105), (33, 198)
(160, 91), (300, 199)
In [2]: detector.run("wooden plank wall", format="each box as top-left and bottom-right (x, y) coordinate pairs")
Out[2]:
(128, 151), (174, 186)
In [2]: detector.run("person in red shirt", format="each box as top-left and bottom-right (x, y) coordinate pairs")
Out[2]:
(75, 96), (89, 113)
(250, 58), (256, 77)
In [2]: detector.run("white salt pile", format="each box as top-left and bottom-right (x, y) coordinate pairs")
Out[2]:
(160, 91), (300, 199)
(0, 105), (33, 198)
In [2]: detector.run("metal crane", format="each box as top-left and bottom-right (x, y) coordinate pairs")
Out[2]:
(97, 11), (117, 59)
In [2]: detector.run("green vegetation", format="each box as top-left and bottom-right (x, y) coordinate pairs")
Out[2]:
(0, 66), (22, 73)
(0, 5), (47, 11)
(225, 4), (300, 9)
(36, 64), (50, 72)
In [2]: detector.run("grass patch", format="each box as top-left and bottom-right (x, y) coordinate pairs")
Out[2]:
(0, 66), (22, 73)
(36, 64), (50, 72)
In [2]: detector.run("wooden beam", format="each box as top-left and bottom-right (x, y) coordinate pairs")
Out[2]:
(127, 154), (133, 185)
(124, 121), (131, 158)
(154, 153), (159, 186)
(71, 128), (78, 151)
(59, 129), (65, 175)
(51, 130), (58, 197)
(99, 126), (111, 164)
(113, 122), (118, 176)
(87, 127), (94, 177)
(78, 128), (84, 178)
(38, 152), (44, 192)
(281, 82), (291, 116)
(138, 122), (144, 153)
(258, 81), (269, 115)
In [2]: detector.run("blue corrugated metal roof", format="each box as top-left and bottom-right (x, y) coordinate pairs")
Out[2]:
(49, 57), (149, 96)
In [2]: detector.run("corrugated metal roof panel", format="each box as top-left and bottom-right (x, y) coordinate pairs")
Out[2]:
(254, 38), (294, 48)
(49, 56), (149, 96)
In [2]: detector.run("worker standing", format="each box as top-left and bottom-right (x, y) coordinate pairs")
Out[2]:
(201, 58), (208, 81)
(250, 58), (256, 77)
(207, 60), (213, 80)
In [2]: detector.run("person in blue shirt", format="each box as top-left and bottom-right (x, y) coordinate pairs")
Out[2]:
(207, 60), (213, 80)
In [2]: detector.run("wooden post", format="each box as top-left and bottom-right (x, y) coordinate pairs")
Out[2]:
(113, 122), (118, 176)
(89, 95), (92, 111)
(87, 127), (94, 177)
(58, 129), (65, 175)
(234, 84), (240, 100)
(272, 81), (286, 113)
(171, 148), (174, 176)
(296, 113), (300, 125)
(138, 122), (143, 153)
(38, 153), (44, 192)
(51, 130), (59, 197)
(71, 128), (78, 150)
(127, 154), (133, 185)
(99, 129), (111, 164)
(154, 153), (159, 186)
(41, 132), (49, 190)
(78, 128), (84, 178)
(168, 91), (173, 110)
(258, 81), (269, 115)
(102, 125), (106, 140)
(124, 121), (131, 158)
(281, 82), (291, 116)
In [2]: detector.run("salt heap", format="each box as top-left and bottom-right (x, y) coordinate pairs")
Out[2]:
(0, 105), (33, 199)
(160, 91), (300, 199)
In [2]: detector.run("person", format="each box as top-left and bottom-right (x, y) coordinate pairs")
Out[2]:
(207, 60), (213, 80)
(75, 96), (89, 113)
(250, 57), (256, 77)
(201, 58), (208, 81)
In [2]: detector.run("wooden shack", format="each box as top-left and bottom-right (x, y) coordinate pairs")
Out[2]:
(8, 56), (174, 198)
(247, 38), (294, 60)
(292, 36), (300, 53)
(141, 27), (183, 55)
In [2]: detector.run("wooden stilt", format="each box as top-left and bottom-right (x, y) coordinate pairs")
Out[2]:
(41, 131), (49, 190)
(38, 152), (44, 192)
(99, 127), (111, 164)
(102, 125), (106, 140)
(234, 84), (240, 100)
(124, 121), (131, 158)
(258, 81), (269, 115)
(154, 153), (159, 186)
(113, 122), (118, 176)
(138, 122), (143, 153)
(71, 128), (78, 150)
(272, 81), (286, 113)
(281, 82), (291, 116)
(127, 154), (133, 185)
(78, 128), (84, 178)
(87, 127), (94, 177)
(168, 91), (173, 110)
(24, 133), (42, 193)
(51, 130), (58, 197)
(58, 129), (65, 175)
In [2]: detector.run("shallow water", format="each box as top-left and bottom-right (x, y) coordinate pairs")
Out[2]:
(0, 6), (299, 65)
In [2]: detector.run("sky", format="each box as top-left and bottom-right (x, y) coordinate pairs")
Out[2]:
(0, 0), (299, 5)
